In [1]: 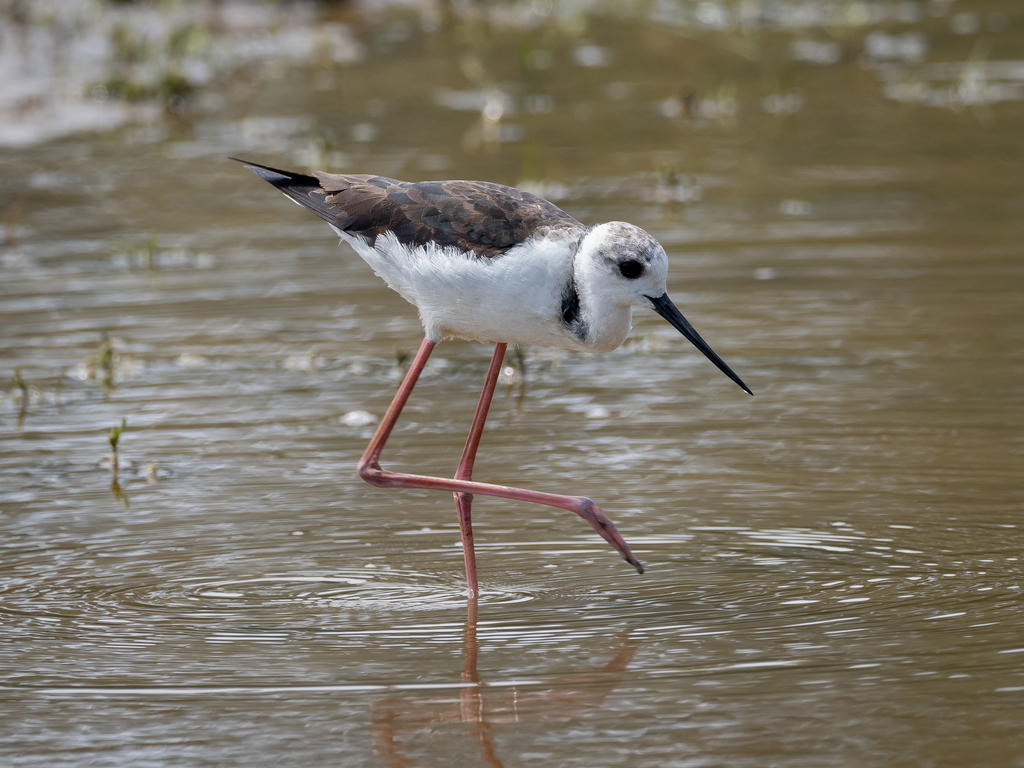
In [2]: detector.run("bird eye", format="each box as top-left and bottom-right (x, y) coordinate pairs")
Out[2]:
(619, 260), (644, 279)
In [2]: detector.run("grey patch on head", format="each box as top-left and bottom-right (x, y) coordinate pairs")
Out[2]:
(594, 222), (662, 267)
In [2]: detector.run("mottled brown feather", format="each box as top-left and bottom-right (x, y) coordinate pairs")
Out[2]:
(236, 159), (585, 258)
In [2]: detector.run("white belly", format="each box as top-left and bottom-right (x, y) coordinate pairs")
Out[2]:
(334, 229), (591, 350)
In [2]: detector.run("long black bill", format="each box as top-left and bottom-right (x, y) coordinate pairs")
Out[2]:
(647, 293), (753, 396)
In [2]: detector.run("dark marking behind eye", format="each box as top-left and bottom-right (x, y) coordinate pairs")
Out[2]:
(561, 281), (580, 325)
(560, 277), (587, 341)
(619, 260), (644, 279)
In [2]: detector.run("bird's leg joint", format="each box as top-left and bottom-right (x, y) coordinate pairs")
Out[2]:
(573, 496), (602, 525)
(357, 458), (388, 487)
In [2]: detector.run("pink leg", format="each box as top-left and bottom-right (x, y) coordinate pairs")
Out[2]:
(453, 343), (508, 598)
(357, 337), (643, 581)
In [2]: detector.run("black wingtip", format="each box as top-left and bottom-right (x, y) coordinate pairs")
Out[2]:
(228, 157), (318, 187)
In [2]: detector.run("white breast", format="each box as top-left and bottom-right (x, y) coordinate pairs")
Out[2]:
(332, 228), (588, 349)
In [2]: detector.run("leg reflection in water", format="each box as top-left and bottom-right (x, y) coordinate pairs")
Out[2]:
(371, 599), (640, 767)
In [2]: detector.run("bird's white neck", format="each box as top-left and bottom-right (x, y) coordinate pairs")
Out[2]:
(575, 256), (634, 353)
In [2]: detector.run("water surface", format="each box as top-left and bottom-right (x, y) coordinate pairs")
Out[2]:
(2, 1), (1023, 765)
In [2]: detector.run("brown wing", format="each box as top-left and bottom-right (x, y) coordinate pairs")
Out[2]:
(236, 159), (584, 258)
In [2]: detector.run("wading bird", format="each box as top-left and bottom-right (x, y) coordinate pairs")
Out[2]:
(237, 159), (751, 597)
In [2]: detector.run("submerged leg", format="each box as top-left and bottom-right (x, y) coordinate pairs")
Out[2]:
(454, 343), (508, 598)
(357, 338), (643, 576)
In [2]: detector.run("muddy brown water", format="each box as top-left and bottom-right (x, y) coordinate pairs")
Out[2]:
(2, 2), (1023, 766)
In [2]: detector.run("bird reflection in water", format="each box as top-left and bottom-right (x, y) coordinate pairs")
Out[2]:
(371, 598), (639, 767)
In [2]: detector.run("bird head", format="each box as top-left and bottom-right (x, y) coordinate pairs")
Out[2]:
(577, 222), (752, 395)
